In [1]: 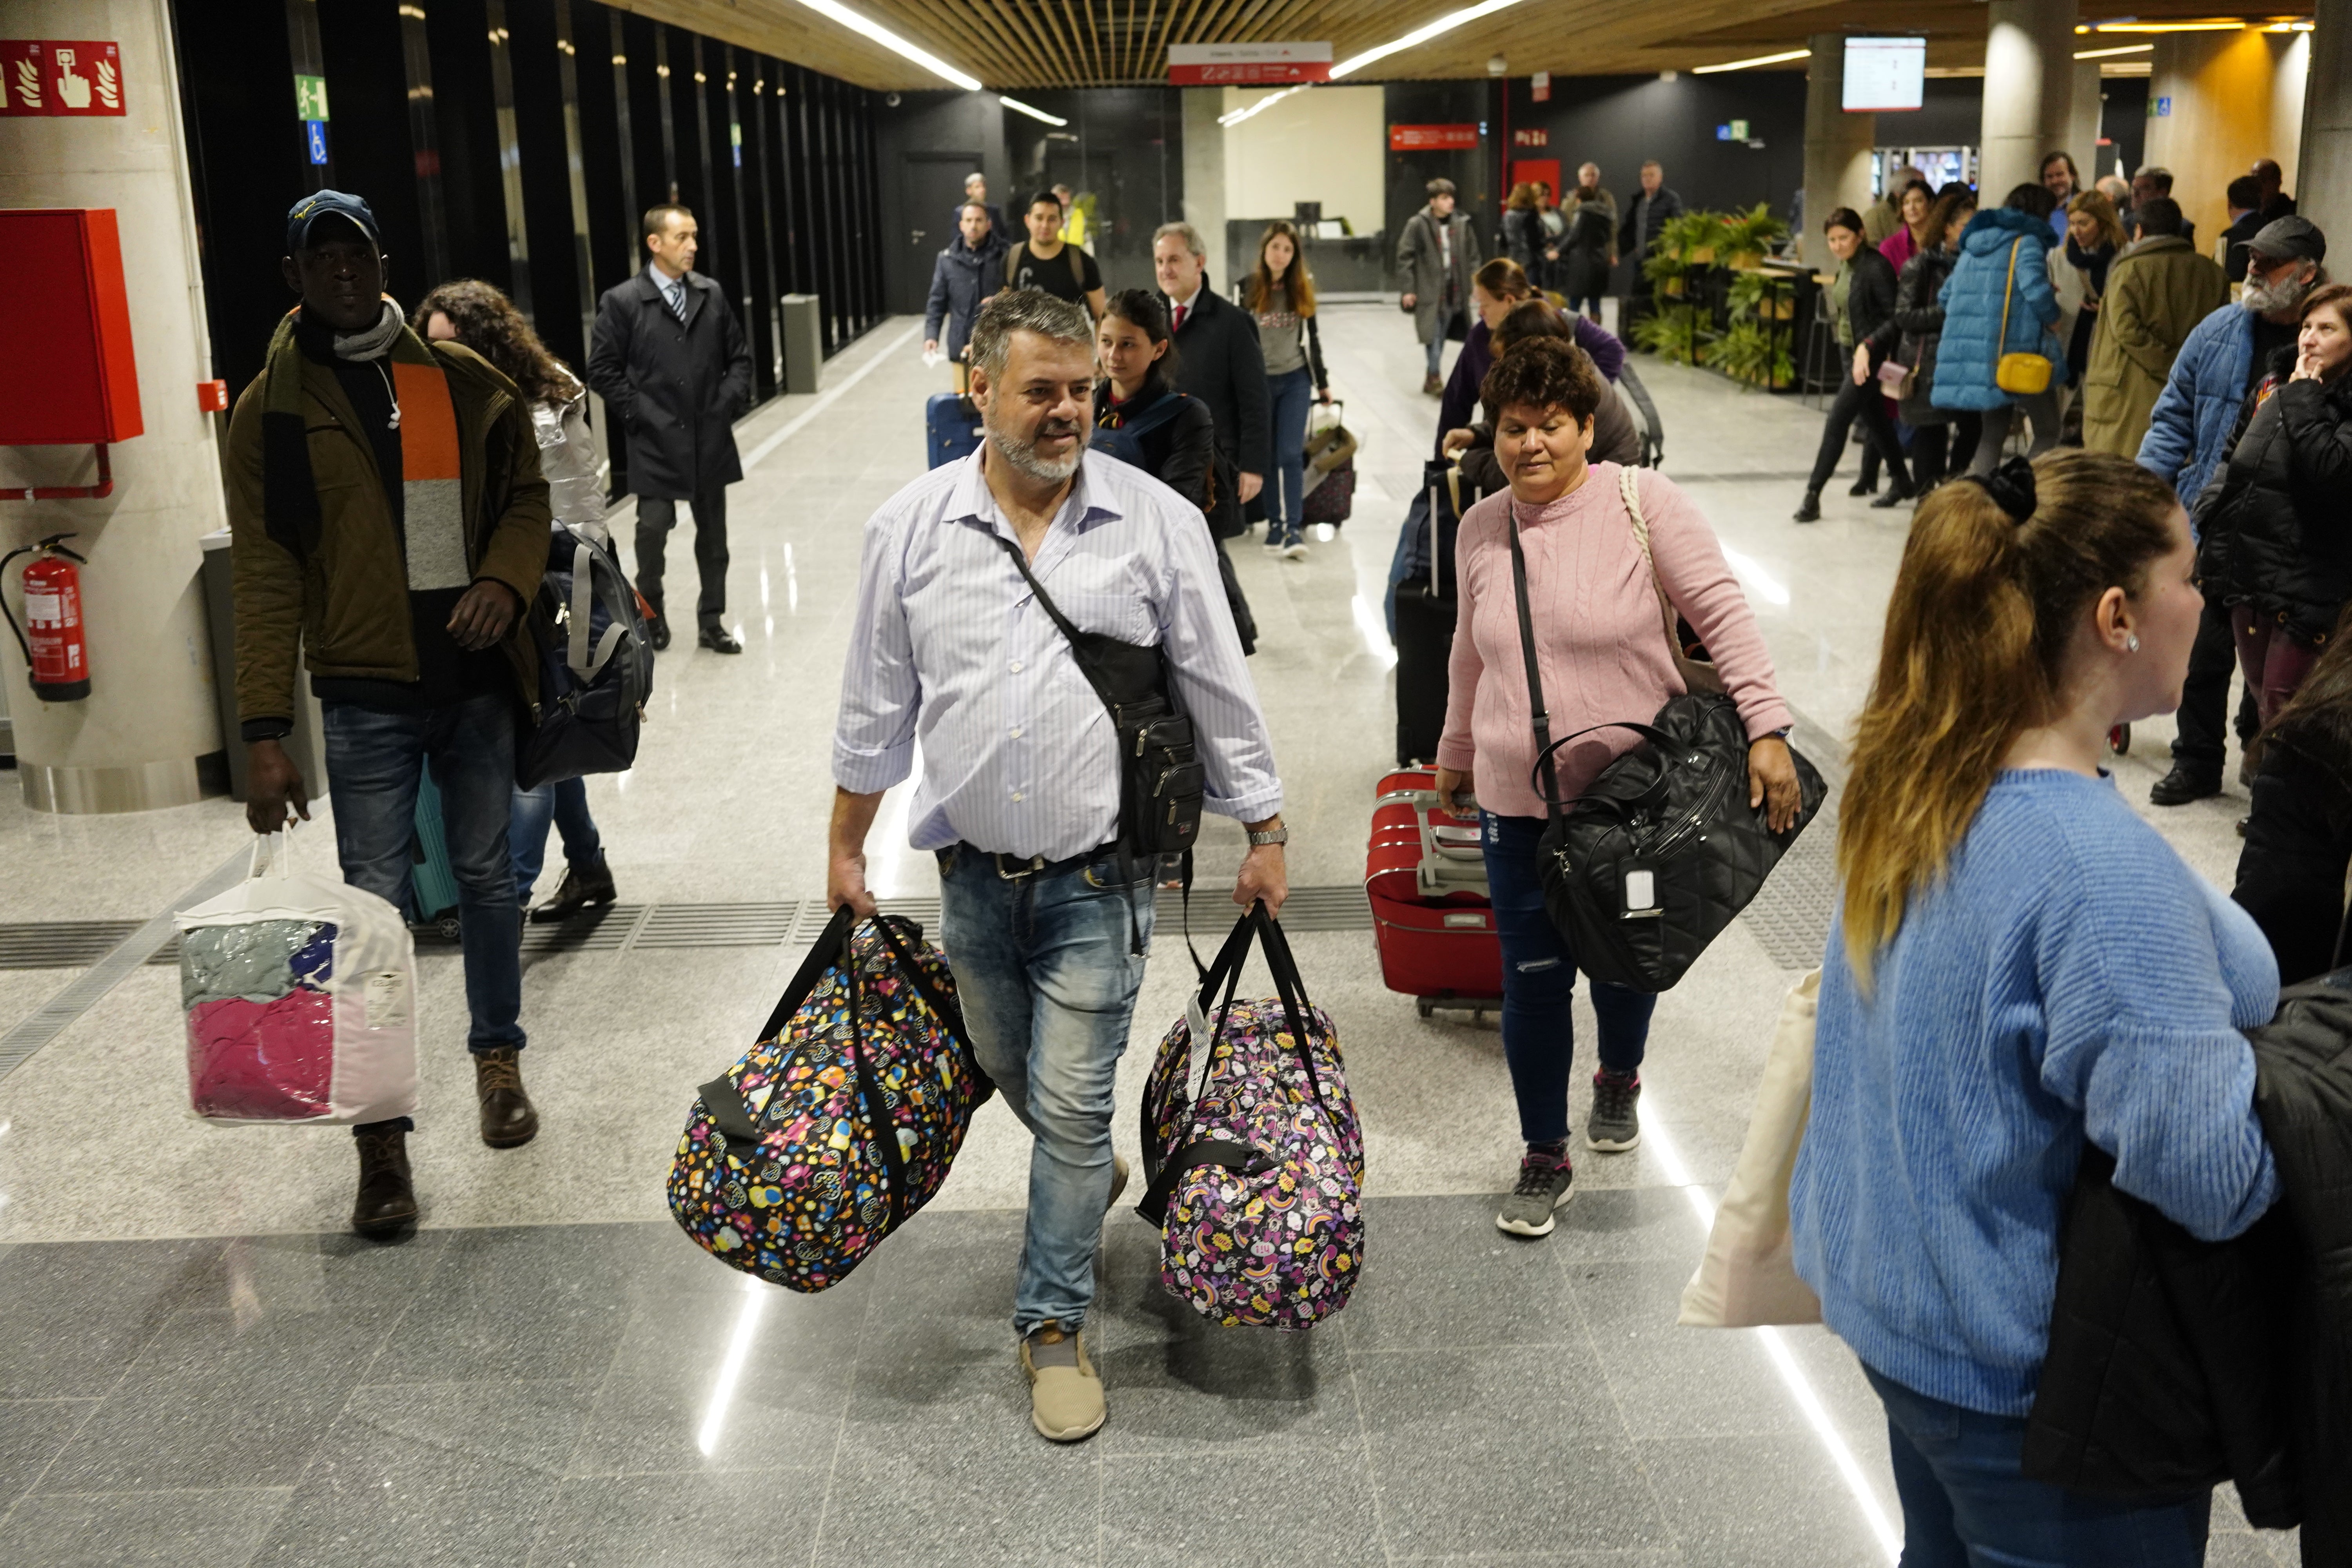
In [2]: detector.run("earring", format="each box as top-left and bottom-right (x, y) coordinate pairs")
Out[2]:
(2126, 634), (2141, 652)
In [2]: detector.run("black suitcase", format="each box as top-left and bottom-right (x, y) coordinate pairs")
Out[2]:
(1394, 586), (1456, 767)
(926, 392), (983, 470)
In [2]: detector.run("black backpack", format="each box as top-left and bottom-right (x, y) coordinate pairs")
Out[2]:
(516, 525), (654, 790)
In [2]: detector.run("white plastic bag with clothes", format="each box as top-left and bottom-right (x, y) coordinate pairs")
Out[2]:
(174, 830), (418, 1126)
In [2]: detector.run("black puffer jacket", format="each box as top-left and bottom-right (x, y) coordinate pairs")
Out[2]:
(2196, 354), (2352, 644)
(1866, 245), (1959, 423)
(2024, 975), (2352, 1565)
(1841, 247), (1900, 365)
(2236, 705), (2352, 986)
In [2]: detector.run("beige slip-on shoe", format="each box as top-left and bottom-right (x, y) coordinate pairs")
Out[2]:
(1020, 1325), (1105, 1443)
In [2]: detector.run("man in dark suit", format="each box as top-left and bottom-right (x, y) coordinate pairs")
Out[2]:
(587, 203), (755, 653)
(1151, 220), (1268, 650)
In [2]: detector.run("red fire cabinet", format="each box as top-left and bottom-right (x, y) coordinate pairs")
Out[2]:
(0, 208), (143, 447)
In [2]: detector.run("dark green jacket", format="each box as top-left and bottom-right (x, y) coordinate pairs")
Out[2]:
(226, 329), (551, 731)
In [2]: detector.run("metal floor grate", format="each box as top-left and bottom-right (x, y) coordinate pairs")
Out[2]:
(1739, 798), (1840, 972)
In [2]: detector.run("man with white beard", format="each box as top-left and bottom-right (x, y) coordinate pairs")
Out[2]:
(2141, 216), (2329, 808)
(826, 288), (1288, 1443)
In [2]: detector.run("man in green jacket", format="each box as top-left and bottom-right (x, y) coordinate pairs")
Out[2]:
(2083, 197), (2230, 457)
(227, 191), (552, 1235)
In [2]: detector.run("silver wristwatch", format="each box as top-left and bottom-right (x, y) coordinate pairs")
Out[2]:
(1247, 828), (1289, 847)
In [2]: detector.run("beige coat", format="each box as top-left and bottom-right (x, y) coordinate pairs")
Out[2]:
(2082, 236), (2231, 457)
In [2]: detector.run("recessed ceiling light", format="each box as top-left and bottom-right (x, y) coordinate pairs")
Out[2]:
(1330, 0), (1528, 80)
(787, 0), (979, 91)
(1692, 48), (1813, 74)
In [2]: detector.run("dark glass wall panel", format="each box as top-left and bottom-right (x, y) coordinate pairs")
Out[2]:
(175, 0), (302, 396)
(503, 0), (586, 369)
(425, 0), (510, 292)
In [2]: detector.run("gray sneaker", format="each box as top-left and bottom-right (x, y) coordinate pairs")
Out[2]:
(1495, 1149), (1574, 1236)
(1586, 1069), (1642, 1152)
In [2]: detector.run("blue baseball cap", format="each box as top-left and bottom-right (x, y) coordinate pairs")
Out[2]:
(285, 190), (381, 254)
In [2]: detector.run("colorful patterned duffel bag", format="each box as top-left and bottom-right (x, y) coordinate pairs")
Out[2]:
(1137, 906), (1365, 1329)
(668, 906), (989, 1291)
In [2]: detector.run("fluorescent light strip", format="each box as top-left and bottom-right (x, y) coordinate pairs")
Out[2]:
(1693, 47), (1812, 74)
(1330, 0), (1527, 80)
(1001, 94), (1067, 126)
(2094, 18), (2245, 29)
(787, 0), (980, 90)
(697, 1274), (771, 1455)
(1219, 83), (1312, 127)
(2074, 41), (2155, 57)
(1640, 1095), (1902, 1564)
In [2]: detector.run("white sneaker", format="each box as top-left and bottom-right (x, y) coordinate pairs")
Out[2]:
(1261, 540), (1287, 556)
(1283, 541), (1309, 561)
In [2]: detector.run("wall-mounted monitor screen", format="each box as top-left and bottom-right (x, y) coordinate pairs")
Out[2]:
(1844, 36), (1925, 112)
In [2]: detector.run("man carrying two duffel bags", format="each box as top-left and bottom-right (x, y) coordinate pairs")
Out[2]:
(828, 290), (1290, 1443)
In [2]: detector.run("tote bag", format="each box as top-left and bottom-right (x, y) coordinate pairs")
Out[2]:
(1678, 969), (1824, 1327)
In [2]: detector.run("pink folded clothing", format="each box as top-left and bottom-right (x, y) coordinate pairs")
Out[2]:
(186, 992), (338, 1122)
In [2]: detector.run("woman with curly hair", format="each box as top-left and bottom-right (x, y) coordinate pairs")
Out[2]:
(416, 280), (620, 926)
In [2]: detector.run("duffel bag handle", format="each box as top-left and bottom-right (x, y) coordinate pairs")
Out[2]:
(1178, 904), (1331, 1123)
(1525, 718), (1691, 809)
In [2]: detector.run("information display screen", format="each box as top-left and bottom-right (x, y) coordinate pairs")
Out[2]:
(1843, 36), (1925, 112)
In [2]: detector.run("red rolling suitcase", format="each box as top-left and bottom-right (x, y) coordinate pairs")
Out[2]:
(1367, 767), (1505, 1016)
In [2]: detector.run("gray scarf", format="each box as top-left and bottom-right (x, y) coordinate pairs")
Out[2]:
(332, 298), (405, 361)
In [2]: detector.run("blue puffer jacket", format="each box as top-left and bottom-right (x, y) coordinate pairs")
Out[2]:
(2136, 302), (2255, 505)
(1932, 209), (2064, 412)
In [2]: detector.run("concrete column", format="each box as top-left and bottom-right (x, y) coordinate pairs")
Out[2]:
(1179, 88), (1227, 284)
(1801, 34), (1875, 267)
(2306, 0), (2352, 247)
(2147, 29), (2310, 252)
(1980, 0), (2078, 202)
(0, 0), (226, 812)
(2068, 59), (2106, 187)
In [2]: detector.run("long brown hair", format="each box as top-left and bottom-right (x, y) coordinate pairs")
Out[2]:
(2301, 283), (2352, 382)
(1244, 221), (1317, 316)
(1472, 256), (1533, 301)
(412, 279), (581, 405)
(1837, 450), (2181, 981)
(1507, 181), (1541, 212)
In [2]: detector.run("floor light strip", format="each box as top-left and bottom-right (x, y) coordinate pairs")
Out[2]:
(1639, 1093), (1901, 1563)
(697, 1274), (771, 1455)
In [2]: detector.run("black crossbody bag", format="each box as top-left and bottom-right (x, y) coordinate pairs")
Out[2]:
(989, 535), (1205, 860)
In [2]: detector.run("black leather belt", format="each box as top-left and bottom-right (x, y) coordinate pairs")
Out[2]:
(946, 841), (1120, 882)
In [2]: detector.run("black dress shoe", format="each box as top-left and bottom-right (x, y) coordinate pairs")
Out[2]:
(1847, 477), (1878, 497)
(648, 615), (672, 652)
(698, 624), (744, 654)
(2148, 765), (2223, 807)
(1869, 482), (1914, 510)
(475, 1047), (539, 1148)
(530, 854), (617, 924)
(352, 1123), (419, 1237)
(1793, 491), (1822, 523)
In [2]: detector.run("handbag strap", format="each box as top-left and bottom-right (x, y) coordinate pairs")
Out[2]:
(1504, 505), (1563, 818)
(1999, 237), (2020, 359)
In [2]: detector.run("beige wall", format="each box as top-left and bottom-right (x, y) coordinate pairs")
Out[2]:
(2145, 29), (2310, 249)
(1219, 84), (1386, 241)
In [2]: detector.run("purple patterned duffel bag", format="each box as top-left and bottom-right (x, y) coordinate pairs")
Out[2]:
(1137, 906), (1365, 1329)
(668, 906), (989, 1292)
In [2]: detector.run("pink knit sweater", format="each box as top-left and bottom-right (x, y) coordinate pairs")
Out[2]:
(1436, 463), (1793, 819)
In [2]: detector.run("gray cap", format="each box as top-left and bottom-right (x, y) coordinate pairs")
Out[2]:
(2247, 215), (2325, 264)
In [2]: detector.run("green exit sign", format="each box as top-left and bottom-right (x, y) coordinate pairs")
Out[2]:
(294, 74), (329, 121)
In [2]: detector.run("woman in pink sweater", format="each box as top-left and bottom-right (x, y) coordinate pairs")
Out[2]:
(1432, 338), (1802, 1236)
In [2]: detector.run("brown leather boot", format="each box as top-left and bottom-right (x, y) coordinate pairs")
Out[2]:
(352, 1122), (418, 1237)
(475, 1047), (540, 1148)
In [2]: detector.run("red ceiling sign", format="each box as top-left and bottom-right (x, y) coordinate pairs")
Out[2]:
(1167, 42), (1331, 87)
(0, 41), (125, 117)
(1390, 123), (1479, 152)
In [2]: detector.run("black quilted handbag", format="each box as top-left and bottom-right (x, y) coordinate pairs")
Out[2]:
(1503, 488), (1826, 993)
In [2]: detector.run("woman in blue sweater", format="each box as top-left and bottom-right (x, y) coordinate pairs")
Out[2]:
(1791, 450), (2280, 1564)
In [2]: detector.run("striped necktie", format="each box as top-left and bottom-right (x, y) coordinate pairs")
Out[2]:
(664, 277), (687, 320)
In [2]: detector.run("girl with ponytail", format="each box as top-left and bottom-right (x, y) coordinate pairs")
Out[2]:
(1790, 450), (2281, 1561)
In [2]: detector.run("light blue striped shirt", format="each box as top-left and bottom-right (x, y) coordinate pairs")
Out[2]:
(832, 446), (1282, 860)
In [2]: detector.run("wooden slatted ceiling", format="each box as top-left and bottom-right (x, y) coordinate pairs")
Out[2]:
(611, 0), (2308, 89)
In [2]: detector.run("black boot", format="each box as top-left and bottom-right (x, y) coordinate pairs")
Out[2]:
(648, 614), (672, 652)
(352, 1122), (418, 1237)
(530, 854), (617, 924)
(1869, 478), (1915, 510)
(1847, 476), (1878, 497)
(475, 1047), (540, 1149)
(2149, 764), (2223, 806)
(1793, 490), (1822, 523)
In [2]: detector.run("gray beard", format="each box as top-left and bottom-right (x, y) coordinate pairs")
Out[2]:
(2243, 274), (2313, 316)
(987, 422), (1082, 483)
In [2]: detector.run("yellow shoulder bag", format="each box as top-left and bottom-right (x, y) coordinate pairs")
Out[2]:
(1994, 236), (2054, 396)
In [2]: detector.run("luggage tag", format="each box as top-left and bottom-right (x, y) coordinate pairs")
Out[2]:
(1619, 860), (1664, 921)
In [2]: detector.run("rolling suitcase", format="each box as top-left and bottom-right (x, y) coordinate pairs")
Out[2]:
(926, 392), (984, 469)
(1300, 401), (1357, 527)
(408, 769), (463, 939)
(1367, 767), (1503, 1015)
(1391, 461), (1485, 766)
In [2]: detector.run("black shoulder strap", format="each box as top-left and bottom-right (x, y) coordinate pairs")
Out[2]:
(1504, 509), (1564, 817)
(1108, 391), (1190, 445)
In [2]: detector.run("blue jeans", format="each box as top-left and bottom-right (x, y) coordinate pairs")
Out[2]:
(1265, 368), (1313, 544)
(1480, 812), (1655, 1145)
(322, 694), (525, 1056)
(938, 845), (1156, 1336)
(510, 777), (603, 904)
(1423, 329), (1446, 379)
(1863, 1365), (2213, 1566)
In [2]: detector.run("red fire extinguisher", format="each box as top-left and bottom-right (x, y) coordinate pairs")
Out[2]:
(2, 533), (91, 703)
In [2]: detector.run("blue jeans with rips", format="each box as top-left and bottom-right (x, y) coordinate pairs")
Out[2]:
(1480, 812), (1655, 1146)
(1265, 367), (1314, 545)
(322, 693), (525, 1057)
(1863, 1365), (2213, 1566)
(510, 777), (603, 905)
(938, 844), (1155, 1336)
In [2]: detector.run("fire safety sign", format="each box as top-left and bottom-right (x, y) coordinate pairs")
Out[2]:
(0, 41), (125, 117)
